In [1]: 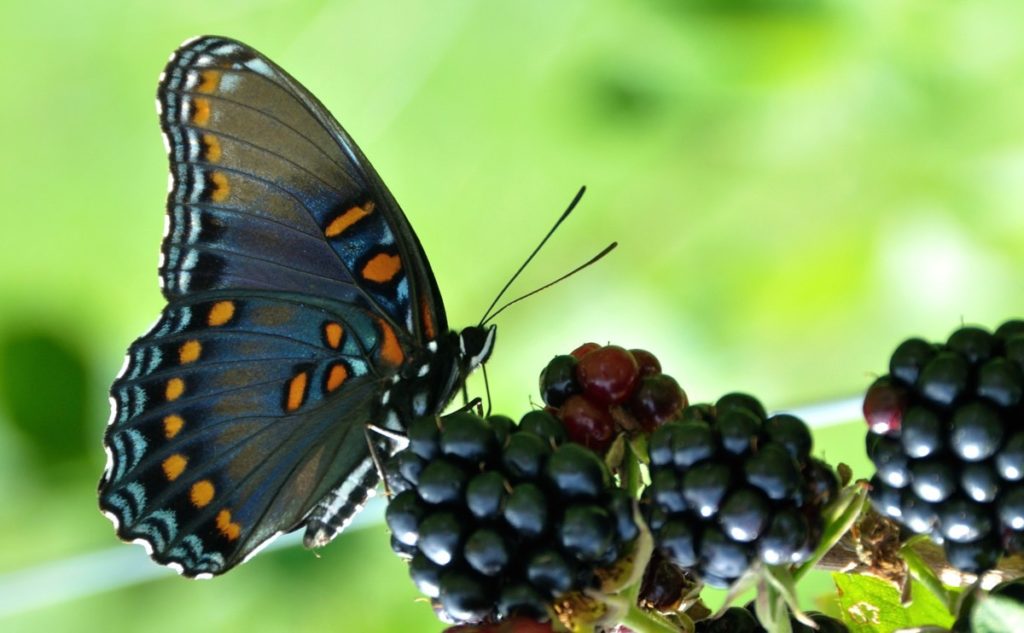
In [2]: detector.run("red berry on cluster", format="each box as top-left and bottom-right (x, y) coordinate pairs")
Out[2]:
(540, 344), (688, 451)
(631, 348), (662, 377)
(559, 395), (616, 451)
(577, 345), (640, 405)
(630, 374), (686, 432)
(863, 376), (907, 435)
(570, 342), (601, 360)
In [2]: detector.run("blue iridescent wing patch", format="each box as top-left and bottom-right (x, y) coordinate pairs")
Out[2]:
(99, 36), (466, 577)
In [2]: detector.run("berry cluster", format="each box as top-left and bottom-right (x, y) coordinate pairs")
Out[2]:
(643, 394), (838, 587)
(695, 606), (849, 633)
(864, 322), (1024, 573)
(539, 343), (688, 452)
(384, 410), (639, 624)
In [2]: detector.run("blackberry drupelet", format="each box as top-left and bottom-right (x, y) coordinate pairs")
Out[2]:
(864, 321), (1024, 573)
(643, 394), (837, 587)
(384, 410), (639, 625)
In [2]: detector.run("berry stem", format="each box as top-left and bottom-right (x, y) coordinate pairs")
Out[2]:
(624, 437), (645, 499)
(621, 440), (654, 608)
(619, 600), (692, 633)
(794, 482), (869, 582)
(764, 565), (814, 628)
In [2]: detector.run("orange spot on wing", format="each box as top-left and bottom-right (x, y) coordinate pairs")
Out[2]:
(324, 322), (343, 349)
(421, 297), (436, 339)
(208, 301), (235, 326)
(286, 371), (308, 411)
(190, 480), (215, 507)
(179, 340), (201, 364)
(162, 454), (188, 481)
(197, 69), (221, 93)
(377, 319), (405, 366)
(362, 252), (402, 284)
(164, 414), (184, 439)
(209, 171), (230, 202)
(192, 97), (211, 126)
(166, 378), (185, 401)
(216, 509), (241, 541)
(326, 363), (348, 392)
(324, 201), (375, 238)
(202, 133), (222, 162)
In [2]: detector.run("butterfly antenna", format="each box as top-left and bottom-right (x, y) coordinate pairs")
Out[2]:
(481, 241), (618, 325)
(479, 186), (587, 326)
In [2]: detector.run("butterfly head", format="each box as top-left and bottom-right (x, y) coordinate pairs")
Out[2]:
(458, 324), (497, 373)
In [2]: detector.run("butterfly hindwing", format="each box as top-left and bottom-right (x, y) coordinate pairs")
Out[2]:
(100, 292), (409, 576)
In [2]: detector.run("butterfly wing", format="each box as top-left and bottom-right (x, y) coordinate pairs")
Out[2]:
(100, 36), (447, 576)
(101, 294), (402, 575)
(157, 35), (447, 338)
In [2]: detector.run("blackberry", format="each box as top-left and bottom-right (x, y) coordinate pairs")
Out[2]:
(539, 343), (689, 449)
(644, 394), (836, 587)
(384, 410), (639, 624)
(865, 321), (1024, 573)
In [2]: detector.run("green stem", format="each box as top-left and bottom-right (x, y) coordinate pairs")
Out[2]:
(618, 600), (692, 633)
(624, 437), (644, 498)
(623, 440), (646, 605)
(794, 485), (868, 582)
(901, 542), (954, 612)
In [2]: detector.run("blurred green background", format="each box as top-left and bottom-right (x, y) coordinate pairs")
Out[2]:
(2, 0), (1023, 631)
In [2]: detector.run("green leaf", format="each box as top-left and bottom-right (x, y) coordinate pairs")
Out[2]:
(832, 573), (954, 633)
(972, 595), (1024, 633)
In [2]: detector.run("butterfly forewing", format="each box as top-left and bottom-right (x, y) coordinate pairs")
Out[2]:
(157, 35), (446, 339)
(100, 36), (457, 576)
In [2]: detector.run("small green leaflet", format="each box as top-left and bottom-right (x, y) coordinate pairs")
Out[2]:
(832, 573), (954, 632)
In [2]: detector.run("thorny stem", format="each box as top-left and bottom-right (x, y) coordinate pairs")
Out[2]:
(815, 527), (1024, 589)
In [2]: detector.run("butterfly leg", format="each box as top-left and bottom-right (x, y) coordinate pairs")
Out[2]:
(363, 423), (408, 499)
(448, 397), (484, 416)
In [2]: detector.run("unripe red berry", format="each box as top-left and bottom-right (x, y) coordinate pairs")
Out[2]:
(629, 374), (687, 431)
(576, 345), (640, 406)
(558, 394), (615, 452)
(570, 342), (600, 360)
(630, 348), (662, 377)
(863, 376), (907, 435)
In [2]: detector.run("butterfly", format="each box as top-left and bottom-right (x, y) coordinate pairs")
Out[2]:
(98, 35), (496, 578)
